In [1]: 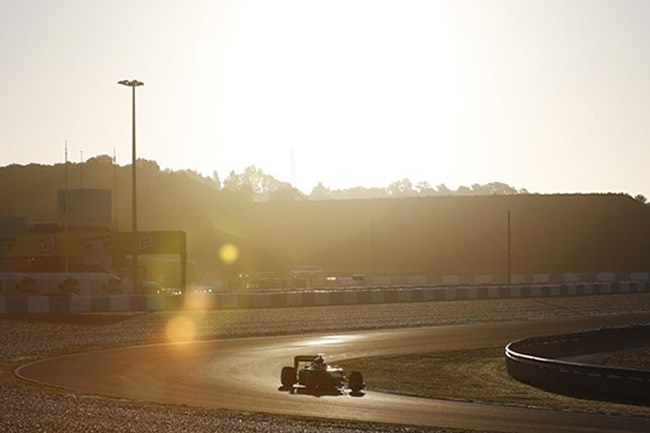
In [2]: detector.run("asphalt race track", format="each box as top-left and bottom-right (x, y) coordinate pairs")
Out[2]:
(17, 314), (650, 433)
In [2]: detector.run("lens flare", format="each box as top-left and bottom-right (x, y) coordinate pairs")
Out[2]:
(185, 292), (216, 311)
(165, 315), (196, 343)
(219, 243), (239, 264)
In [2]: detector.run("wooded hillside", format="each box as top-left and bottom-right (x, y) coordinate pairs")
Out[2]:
(2, 159), (648, 279)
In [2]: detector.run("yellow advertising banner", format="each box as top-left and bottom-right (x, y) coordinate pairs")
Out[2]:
(0, 231), (186, 257)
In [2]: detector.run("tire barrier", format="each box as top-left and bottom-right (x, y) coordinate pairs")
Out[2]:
(506, 325), (650, 404)
(1, 280), (649, 314)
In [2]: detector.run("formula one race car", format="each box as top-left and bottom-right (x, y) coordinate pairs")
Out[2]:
(280, 354), (365, 393)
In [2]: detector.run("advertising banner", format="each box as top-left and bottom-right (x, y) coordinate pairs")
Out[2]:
(0, 231), (185, 257)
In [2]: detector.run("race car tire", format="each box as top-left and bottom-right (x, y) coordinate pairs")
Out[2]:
(349, 371), (364, 393)
(281, 366), (296, 388)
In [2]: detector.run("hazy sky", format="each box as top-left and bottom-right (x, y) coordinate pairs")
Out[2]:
(2, 0), (650, 195)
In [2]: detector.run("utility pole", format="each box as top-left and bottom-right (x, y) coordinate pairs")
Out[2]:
(64, 140), (69, 274)
(113, 148), (118, 231)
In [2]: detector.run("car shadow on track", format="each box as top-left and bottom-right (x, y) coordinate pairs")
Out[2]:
(277, 386), (365, 398)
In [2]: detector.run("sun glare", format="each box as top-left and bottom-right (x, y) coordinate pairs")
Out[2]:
(219, 243), (240, 264)
(165, 315), (197, 343)
(184, 293), (215, 311)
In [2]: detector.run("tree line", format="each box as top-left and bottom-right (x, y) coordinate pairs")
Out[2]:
(212, 163), (529, 201)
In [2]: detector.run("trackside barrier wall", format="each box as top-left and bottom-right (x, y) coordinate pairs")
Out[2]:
(0, 272), (120, 296)
(3, 271), (650, 297)
(505, 326), (650, 404)
(1, 281), (649, 314)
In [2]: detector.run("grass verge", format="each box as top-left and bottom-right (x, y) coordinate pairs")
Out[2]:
(337, 347), (650, 417)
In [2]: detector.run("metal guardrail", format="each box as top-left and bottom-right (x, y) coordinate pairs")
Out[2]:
(1, 281), (649, 314)
(505, 325), (650, 404)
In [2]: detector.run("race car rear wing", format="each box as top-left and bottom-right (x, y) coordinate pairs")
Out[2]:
(293, 355), (320, 371)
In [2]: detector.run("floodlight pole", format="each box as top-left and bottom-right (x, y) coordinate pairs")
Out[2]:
(118, 79), (144, 293)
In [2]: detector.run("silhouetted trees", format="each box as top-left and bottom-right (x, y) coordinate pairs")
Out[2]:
(387, 178), (417, 197)
(223, 165), (303, 201)
(305, 179), (528, 200)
